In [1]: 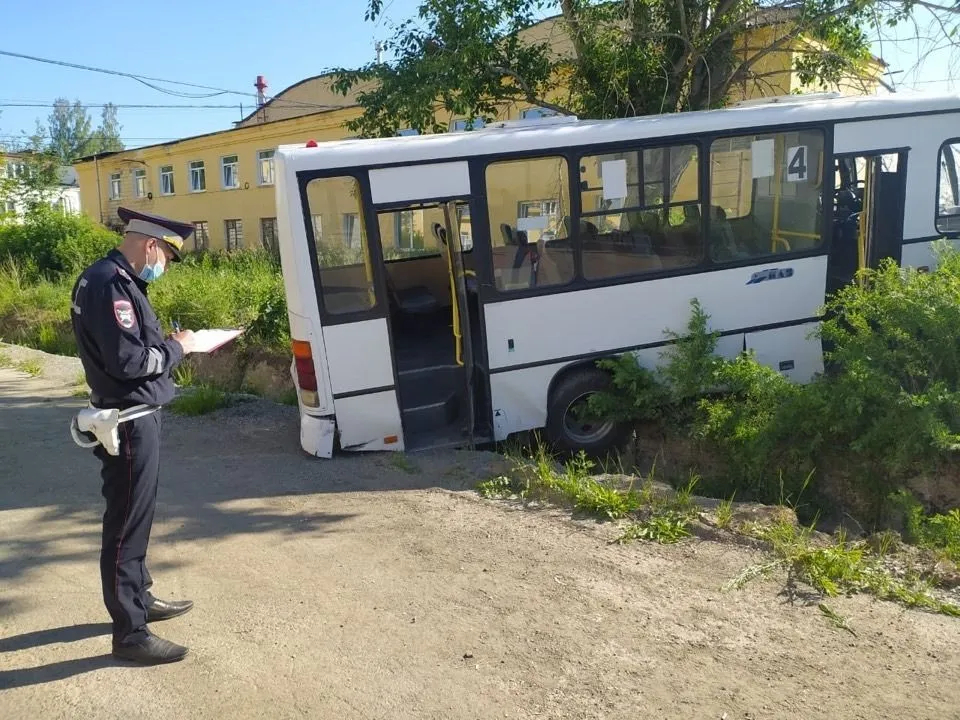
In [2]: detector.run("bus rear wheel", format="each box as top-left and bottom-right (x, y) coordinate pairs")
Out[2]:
(546, 369), (631, 458)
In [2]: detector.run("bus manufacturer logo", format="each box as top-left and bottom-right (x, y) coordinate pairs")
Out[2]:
(746, 267), (793, 285)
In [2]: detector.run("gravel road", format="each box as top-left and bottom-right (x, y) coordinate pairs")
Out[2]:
(0, 345), (958, 720)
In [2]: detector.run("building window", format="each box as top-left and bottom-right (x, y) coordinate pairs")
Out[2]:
(311, 214), (323, 242)
(224, 219), (244, 251)
(189, 161), (205, 192)
(133, 169), (147, 198)
(394, 210), (421, 249)
(5, 161), (26, 178)
(260, 217), (278, 253)
(109, 172), (122, 200)
(221, 155), (239, 189)
(342, 213), (362, 248)
(305, 176), (374, 314)
(396, 128), (419, 136)
(579, 143), (701, 280)
(160, 166), (175, 195)
(937, 140), (960, 235)
(452, 118), (485, 132)
(485, 156), (574, 291)
(4, 200), (16, 214)
(708, 129), (825, 262)
(257, 150), (275, 185)
(193, 221), (209, 251)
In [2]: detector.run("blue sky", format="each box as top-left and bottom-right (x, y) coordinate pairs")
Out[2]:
(0, 0), (954, 150)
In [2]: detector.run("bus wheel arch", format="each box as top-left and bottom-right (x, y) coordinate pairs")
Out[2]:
(545, 361), (632, 458)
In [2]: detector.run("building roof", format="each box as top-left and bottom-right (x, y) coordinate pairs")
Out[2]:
(73, 105), (350, 164)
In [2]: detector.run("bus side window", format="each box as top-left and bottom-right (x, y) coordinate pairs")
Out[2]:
(937, 140), (960, 235)
(578, 143), (701, 279)
(305, 176), (377, 314)
(709, 129), (825, 262)
(484, 156), (575, 292)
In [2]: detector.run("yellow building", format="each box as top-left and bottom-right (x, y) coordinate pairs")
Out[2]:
(73, 14), (884, 253)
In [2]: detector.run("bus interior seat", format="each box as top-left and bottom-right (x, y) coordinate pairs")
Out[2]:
(384, 265), (441, 316)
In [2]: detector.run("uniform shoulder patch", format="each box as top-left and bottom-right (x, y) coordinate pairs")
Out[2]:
(113, 300), (137, 330)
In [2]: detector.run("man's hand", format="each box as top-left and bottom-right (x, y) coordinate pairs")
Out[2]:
(171, 329), (196, 354)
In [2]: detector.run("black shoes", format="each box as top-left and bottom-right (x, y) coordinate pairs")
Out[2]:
(146, 598), (194, 622)
(113, 632), (188, 665)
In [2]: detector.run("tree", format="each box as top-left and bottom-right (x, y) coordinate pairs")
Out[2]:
(37, 99), (125, 162)
(45, 99), (95, 163)
(333, 0), (960, 137)
(94, 103), (125, 153)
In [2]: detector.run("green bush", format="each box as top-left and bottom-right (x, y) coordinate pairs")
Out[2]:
(590, 245), (960, 523)
(0, 207), (120, 281)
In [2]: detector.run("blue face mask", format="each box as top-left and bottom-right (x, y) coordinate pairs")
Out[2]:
(138, 245), (165, 283)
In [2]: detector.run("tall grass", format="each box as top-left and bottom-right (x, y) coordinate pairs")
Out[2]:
(0, 248), (290, 356)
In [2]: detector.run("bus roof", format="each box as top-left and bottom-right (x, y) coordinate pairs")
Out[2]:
(278, 91), (960, 172)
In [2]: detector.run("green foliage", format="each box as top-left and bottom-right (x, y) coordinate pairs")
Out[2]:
(335, 0), (938, 137)
(890, 491), (960, 564)
(0, 207), (120, 281)
(617, 511), (691, 544)
(715, 494), (735, 529)
(37, 98), (124, 162)
(591, 249), (960, 520)
(0, 240), (290, 356)
(149, 250), (289, 350)
(169, 385), (231, 416)
(727, 518), (960, 617)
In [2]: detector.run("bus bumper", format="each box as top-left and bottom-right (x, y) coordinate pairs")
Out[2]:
(300, 412), (336, 459)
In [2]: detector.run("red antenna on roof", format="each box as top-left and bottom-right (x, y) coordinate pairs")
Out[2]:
(255, 75), (268, 123)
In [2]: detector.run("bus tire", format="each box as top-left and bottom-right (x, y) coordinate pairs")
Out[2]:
(545, 368), (631, 458)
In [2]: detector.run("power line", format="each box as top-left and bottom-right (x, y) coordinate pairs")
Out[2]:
(0, 102), (242, 110)
(0, 48), (343, 110)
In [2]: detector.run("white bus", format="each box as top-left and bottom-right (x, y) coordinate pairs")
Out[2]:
(273, 91), (960, 459)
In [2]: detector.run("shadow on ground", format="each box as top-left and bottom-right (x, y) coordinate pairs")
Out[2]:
(0, 380), (504, 584)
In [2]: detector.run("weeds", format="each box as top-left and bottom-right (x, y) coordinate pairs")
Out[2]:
(726, 517), (960, 617)
(169, 385), (231, 416)
(715, 493), (736, 529)
(390, 453), (419, 474)
(0, 351), (43, 377)
(891, 491), (960, 565)
(818, 603), (857, 636)
(617, 511), (691, 544)
(172, 361), (197, 388)
(278, 388), (299, 407)
(17, 359), (42, 377)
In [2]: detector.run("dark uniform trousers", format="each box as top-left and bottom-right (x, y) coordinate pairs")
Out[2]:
(94, 411), (162, 644)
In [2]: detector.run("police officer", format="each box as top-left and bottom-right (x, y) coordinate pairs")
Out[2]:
(71, 207), (199, 665)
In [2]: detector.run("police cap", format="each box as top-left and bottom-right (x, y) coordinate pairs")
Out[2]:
(117, 207), (194, 262)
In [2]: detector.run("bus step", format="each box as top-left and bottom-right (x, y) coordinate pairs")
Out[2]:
(402, 392), (461, 435)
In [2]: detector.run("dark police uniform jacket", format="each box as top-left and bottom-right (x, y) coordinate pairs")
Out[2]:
(71, 249), (184, 408)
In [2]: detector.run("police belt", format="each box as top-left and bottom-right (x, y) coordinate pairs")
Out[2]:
(70, 400), (160, 456)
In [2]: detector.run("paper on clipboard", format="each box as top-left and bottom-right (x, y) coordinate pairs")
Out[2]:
(190, 328), (244, 354)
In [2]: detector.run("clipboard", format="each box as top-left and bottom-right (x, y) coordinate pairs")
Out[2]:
(190, 328), (244, 354)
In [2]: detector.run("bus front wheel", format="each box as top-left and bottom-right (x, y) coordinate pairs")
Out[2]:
(546, 369), (631, 458)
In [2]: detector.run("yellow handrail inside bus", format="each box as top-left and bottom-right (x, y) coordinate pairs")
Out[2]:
(441, 224), (464, 367)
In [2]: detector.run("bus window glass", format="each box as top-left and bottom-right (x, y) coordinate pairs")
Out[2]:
(305, 176), (376, 314)
(579, 144), (701, 279)
(485, 156), (575, 291)
(937, 140), (960, 235)
(709, 129), (825, 262)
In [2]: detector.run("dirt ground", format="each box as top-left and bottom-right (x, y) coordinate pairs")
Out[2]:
(1, 345), (958, 720)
